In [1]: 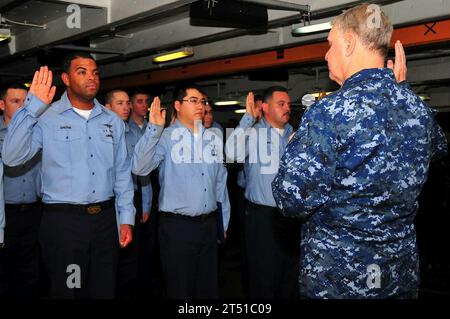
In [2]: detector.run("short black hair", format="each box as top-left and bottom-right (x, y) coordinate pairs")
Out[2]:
(61, 51), (96, 74)
(130, 90), (150, 102)
(173, 83), (204, 102)
(254, 94), (264, 103)
(263, 86), (288, 102)
(0, 83), (28, 100)
(172, 83), (204, 119)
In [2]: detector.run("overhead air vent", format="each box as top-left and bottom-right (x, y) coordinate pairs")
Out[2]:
(189, 0), (268, 29)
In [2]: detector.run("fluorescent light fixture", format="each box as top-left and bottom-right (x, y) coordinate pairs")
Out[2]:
(311, 91), (332, 98)
(153, 46), (193, 63)
(234, 109), (246, 114)
(292, 21), (332, 35)
(0, 28), (11, 42)
(214, 100), (240, 106)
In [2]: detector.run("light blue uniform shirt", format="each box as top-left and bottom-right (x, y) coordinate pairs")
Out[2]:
(0, 117), (41, 204)
(237, 169), (246, 189)
(225, 113), (292, 207)
(126, 118), (152, 213)
(211, 121), (224, 134)
(1, 92), (135, 226)
(132, 120), (230, 231)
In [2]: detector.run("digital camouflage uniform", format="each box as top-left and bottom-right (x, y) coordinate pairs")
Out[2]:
(272, 68), (448, 298)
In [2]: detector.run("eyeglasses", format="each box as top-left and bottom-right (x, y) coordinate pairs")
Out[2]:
(181, 97), (209, 106)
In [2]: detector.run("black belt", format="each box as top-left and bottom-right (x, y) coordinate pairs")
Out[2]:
(5, 201), (41, 213)
(44, 198), (115, 215)
(160, 211), (215, 222)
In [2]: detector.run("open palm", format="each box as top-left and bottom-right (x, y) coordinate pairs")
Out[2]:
(29, 66), (56, 105)
(149, 96), (166, 126)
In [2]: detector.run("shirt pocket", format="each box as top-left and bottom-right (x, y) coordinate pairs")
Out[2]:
(52, 127), (82, 166)
(97, 125), (118, 168)
(54, 127), (82, 142)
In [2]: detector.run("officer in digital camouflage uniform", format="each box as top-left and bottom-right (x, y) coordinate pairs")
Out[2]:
(272, 3), (448, 298)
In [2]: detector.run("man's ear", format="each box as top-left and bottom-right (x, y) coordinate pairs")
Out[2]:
(261, 102), (269, 115)
(174, 101), (181, 113)
(61, 72), (70, 86)
(105, 103), (111, 110)
(344, 32), (356, 57)
(0, 100), (5, 111)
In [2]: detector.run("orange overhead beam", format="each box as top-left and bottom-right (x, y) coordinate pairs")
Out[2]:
(102, 42), (329, 91)
(102, 19), (450, 90)
(392, 19), (450, 47)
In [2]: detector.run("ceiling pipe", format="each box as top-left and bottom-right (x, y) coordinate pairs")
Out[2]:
(53, 44), (124, 55)
(242, 0), (309, 12)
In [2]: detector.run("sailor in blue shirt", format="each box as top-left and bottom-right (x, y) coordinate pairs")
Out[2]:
(105, 89), (153, 221)
(132, 84), (230, 298)
(272, 4), (448, 299)
(128, 91), (153, 222)
(105, 90), (153, 222)
(0, 83), (42, 298)
(225, 87), (300, 298)
(129, 90), (161, 297)
(126, 119), (153, 219)
(2, 52), (135, 299)
(105, 89), (154, 298)
(203, 101), (224, 135)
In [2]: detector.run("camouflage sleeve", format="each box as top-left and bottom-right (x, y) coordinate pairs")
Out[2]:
(431, 117), (448, 160)
(398, 81), (411, 89)
(272, 104), (336, 219)
(400, 81), (448, 160)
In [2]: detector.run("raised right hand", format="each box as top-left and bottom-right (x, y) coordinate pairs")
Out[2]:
(149, 96), (166, 126)
(29, 66), (56, 105)
(246, 92), (261, 120)
(387, 40), (407, 83)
